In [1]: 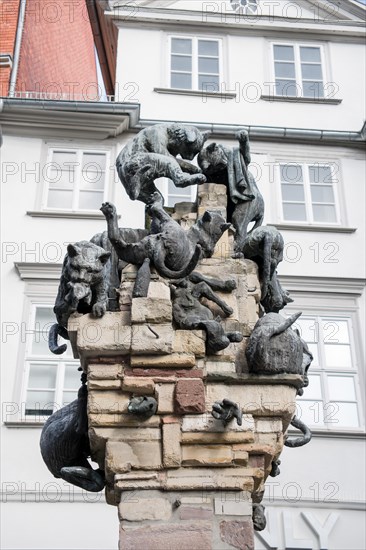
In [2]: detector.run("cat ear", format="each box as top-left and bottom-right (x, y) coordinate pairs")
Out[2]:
(202, 211), (212, 223)
(99, 251), (111, 265)
(67, 244), (80, 257)
(207, 142), (217, 153)
(186, 129), (197, 143)
(220, 223), (231, 232)
(201, 131), (210, 143)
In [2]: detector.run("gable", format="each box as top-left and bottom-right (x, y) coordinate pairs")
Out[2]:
(132, 0), (365, 22)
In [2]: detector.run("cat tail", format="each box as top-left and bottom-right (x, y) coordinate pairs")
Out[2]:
(153, 244), (202, 279)
(48, 323), (69, 355)
(284, 415), (312, 448)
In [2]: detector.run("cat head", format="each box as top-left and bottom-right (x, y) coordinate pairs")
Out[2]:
(67, 241), (110, 283)
(198, 142), (228, 176)
(168, 124), (210, 161)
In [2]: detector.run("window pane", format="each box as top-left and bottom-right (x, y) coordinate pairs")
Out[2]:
(295, 318), (318, 343)
(171, 55), (192, 72)
(301, 63), (323, 80)
(199, 57), (219, 74)
(32, 331), (53, 355)
(78, 191), (103, 210)
(302, 81), (324, 98)
(297, 401), (324, 427)
(302, 374), (322, 400)
(81, 170), (105, 191)
(281, 184), (305, 202)
(276, 80), (298, 97)
(171, 38), (192, 54)
(64, 365), (81, 389)
(47, 189), (73, 209)
(171, 72), (192, 89)
(322, 320), (349, 344)
(311, 185), (334, 203)
(324, 344), (352, 368)
(312, 204), (337, 223)
(48, 169), (74, 189)
(307, 343), (319, 366)
(300, 47), (321, 63)
(198, 40), (218, 56)
(34, 307), (54, 328)
(309, 165), (332, 184)
(330, 402), (359, 427)
(283, 203), (307, 221)
(62, 391), (78, 406)
(28, 363), (57, 389)
(327, 376), (356, 401)
(26, 390), (55, 416)
(274, 45), (294, 61)
(275, 62), (296, 79)
(52, 150), (77, 166)
(198, 74), (219, 90)
(280, 164), (303, 183)
(82, 153), (106, 171)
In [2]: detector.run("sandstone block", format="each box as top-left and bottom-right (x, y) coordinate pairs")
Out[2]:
(119, 497), (171, 522)
(181, 432), (254, 445)
(106, 440), (162, 479)
(76, 312), (131, 355)
(214, 499), (252, 517)
(162, 422), (182, 468)
(255, 418), (283, 433)
(88, 363), (122, 380)
(182, 413), (255, 433)
(182, 445), (233, 466)
(130, 353), (196, 368)
(180, 507), (213, 520)
(131, 324), (173, 355)
(166, 467), (254, 492)
(88, 390), (129, 414)
(156, 383), (175, 414)
(119, 281), (134, 307)
(205, 359), (236, 374)
(233, 450), (249, 465)
(126, 367), (203, 379)
(119, 522), (212, 550)
(121, 376), (155, 395)
(88, 413), (160, 428)
(175, 379), (205, 414)
(88, 380), (121, 390)
(173, 330), (205, 357)
(131, 297), (172, 324)
(220, 520), (254, 550)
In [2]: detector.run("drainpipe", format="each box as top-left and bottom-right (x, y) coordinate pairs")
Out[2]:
(9, 0), (27, 97)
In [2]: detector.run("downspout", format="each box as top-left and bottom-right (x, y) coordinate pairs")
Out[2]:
(8, 0), (27, 97)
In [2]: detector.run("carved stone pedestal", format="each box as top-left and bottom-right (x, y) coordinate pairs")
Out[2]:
(70, 254), (303, 550)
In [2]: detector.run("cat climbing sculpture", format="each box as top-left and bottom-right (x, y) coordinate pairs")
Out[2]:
(48, 241), (110, 355)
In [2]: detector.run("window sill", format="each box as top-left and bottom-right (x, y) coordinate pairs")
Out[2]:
(4, 420), (46, 428)
(153, 87), (237, 100)
(26, 210), (116, 220)
(261, 95), (342, 105)
(273, 223), (356, 234)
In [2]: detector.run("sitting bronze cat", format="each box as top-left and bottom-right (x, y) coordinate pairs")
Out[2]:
(49, 241), (110, 355)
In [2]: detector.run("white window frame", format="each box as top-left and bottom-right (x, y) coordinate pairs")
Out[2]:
(276, 161), (341, 226)
(293, 313), (364, 432)
(168, 35), (223, 92)
(21, 303), (80, 421)
(42, 147), (110, 212)
(154, 177), (197, 208)
(271, 42), (327, 99)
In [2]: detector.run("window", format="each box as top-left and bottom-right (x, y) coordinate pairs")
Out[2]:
(170, 37), (221, 91)
(294, 315), (363, 430)
(154, 177), (197, 208)
(279, 162), (339, 224)
(44, 149), (108, 211)
(273, 44), (324, 98)
(230, 0), (258, 14)
(23, 305), (80, 419)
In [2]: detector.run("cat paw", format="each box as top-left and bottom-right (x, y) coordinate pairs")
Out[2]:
(222, 304), (234, 317)
(190, 173), (206, 185)
(212, 398), (242, 426)
(92, 302), (107, 318)
(100, 202), (116, 219)
(223, 279), (237, 292)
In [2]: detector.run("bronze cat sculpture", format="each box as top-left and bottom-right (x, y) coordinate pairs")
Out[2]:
(101, 202), (230, 282)
(116, 123), (208, 205)
(48, 241), (110, 355)
(40, 380), (105, 492)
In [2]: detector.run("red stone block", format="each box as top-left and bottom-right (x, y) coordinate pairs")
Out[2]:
(174, 379), (205, 414)
(180, 506), (213, 520)
(220, 520), (254, 550)
(248, 455), (265, 469)
(119, 522), (212, 550)
(125, 368), (204, 379)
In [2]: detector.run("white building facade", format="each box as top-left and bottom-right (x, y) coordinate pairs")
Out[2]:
(1, 1), (365, 549)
